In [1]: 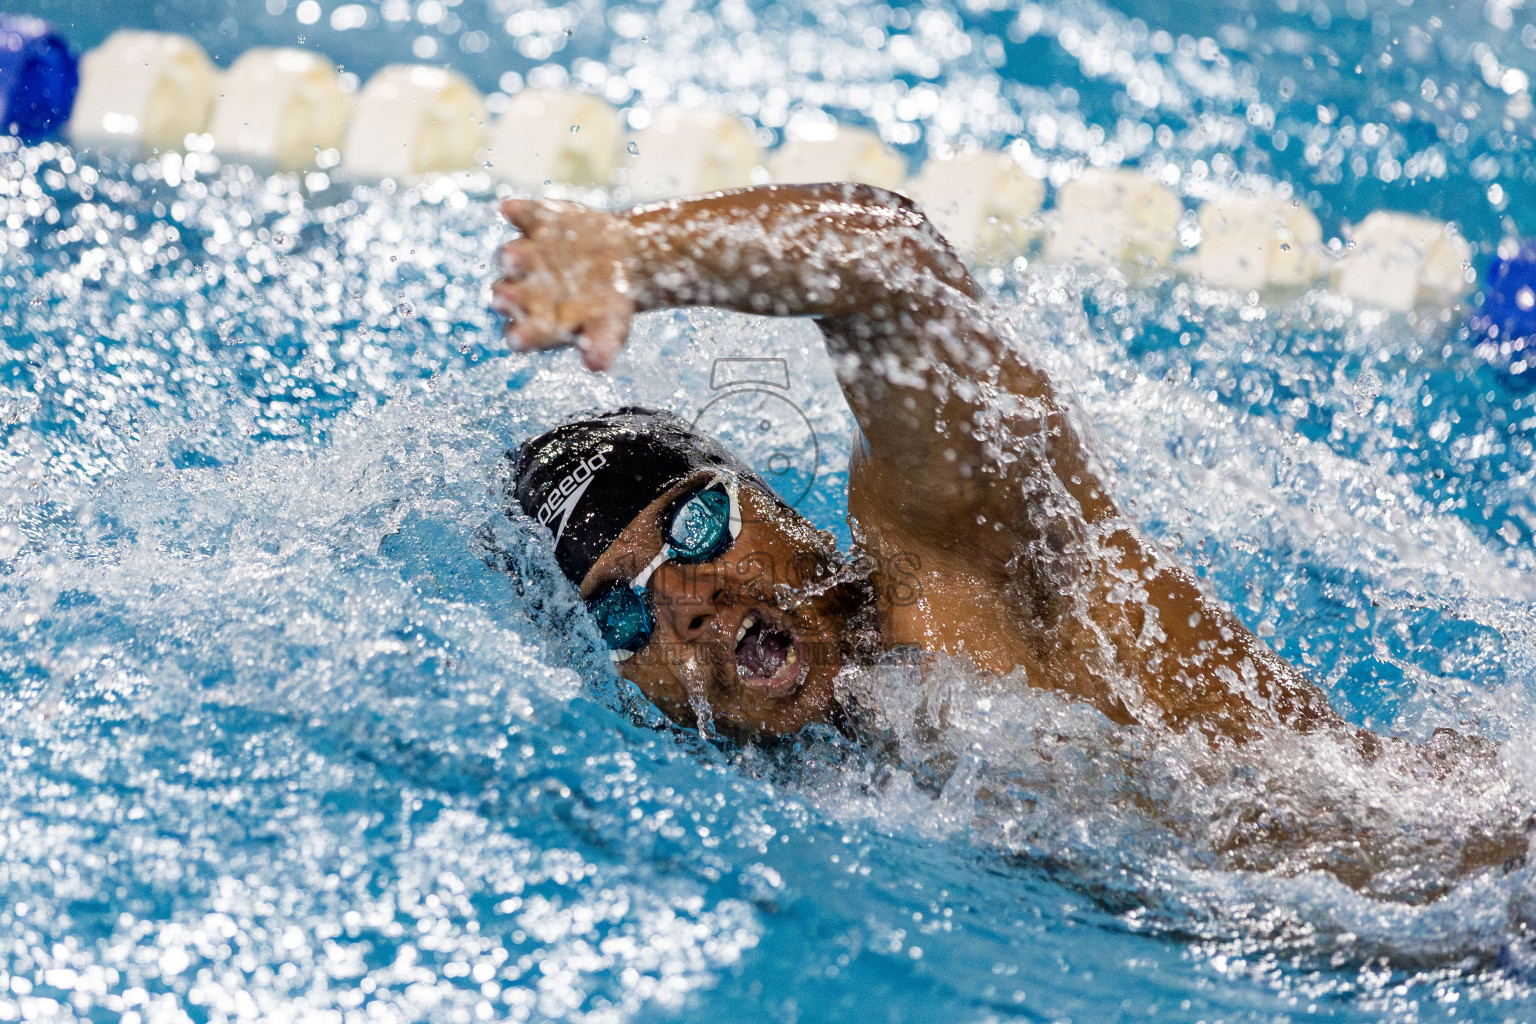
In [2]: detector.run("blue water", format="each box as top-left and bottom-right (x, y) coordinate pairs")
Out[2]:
(3, 0), (1536, 1021)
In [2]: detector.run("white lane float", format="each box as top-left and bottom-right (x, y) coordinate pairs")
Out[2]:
(339, 65), (487, 179)
(905, 149), (1044, 259)
(624, 106), (761, 201)
(1182, 194), (1325, 293)
(482, 89), (622, 189)
(49, 39), (1495, 309)
(69, 31), (220, 154)
(767, 122), (906, 191)
(1332, 211), (1474, 312)
(1041, 168), (1184, 271)
(207, 48), (350, 171)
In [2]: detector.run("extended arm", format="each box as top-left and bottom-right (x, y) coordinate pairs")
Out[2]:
(494, 183), (982, 350)
(493, 184), (1108, 526)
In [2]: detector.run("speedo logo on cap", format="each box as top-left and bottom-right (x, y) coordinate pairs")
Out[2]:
(537, 452), (608, 545)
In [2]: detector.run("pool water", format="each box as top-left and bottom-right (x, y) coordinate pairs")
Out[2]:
(4, 0), (1536, 1021)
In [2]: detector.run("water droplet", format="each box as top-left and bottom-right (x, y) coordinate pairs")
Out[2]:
(686, 680), (715, 740)
(627, 142), (639, 155)
(1518, 286), (1535, 311)
(1280, 243), (1291, 251)
(570, 124), (579, 133)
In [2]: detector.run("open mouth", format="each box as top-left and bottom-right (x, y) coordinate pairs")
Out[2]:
(733, 612), (806, 697)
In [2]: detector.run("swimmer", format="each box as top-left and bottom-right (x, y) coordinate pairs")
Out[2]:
(498, 182), (1347, 745)
(497, 184), (1530, 894)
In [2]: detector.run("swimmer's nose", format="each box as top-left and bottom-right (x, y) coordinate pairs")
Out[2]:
(651, 568), (730, 642)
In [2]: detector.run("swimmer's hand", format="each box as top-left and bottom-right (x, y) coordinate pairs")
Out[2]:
(493, 199), (635, 371)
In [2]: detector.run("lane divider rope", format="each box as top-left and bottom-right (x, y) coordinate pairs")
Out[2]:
(13, 23), (1529, 374)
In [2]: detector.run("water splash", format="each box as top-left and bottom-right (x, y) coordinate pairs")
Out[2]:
(2, 0), (1536, 1014)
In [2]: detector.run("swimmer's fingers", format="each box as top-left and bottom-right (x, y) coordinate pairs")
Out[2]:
(570, 305), (632, 372)
(499, 285), (568, 351)
(499, 197), (582, 236)
(496, 238), (531, 281)
(494, 197), (633, 365)
(495, 268), (622, 359)
(506, 315), (568, 352)
(490, 278), (526, 321)
(498, 198), (542, 235)
(505, 304), (626, 364)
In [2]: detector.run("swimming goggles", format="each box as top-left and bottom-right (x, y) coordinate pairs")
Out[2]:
(585, 474), (743, 661)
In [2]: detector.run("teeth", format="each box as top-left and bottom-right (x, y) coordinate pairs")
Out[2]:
(736, 614), (756, 643)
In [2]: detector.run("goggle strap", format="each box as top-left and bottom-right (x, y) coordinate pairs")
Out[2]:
(630, 544), (671, 593)
(725, 477), (742, 541)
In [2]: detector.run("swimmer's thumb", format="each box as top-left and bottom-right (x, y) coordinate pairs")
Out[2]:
(499, 198), (528, 230)
(576, 315), (629, 372)
(500, 197), (569, 234)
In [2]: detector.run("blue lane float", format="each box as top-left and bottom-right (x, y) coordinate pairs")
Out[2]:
(1469, 242), (1536, 386)
(0, 14), (77, 143)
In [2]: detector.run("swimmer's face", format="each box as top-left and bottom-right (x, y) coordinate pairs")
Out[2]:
(580, 473), (854, 738)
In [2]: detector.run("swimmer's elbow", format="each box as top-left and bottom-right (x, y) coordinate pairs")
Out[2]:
(843, 182), (920, 213)
(770, 182), (974, 295)
(782, 181), (923, 222)
(827, 183), (978, 297)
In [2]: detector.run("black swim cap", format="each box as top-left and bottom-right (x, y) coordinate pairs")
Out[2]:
(510, 407), (769, 586)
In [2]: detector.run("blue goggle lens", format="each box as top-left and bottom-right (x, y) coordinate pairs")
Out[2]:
(587, 584), (654, 654)
(667, 485), (733, 563)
